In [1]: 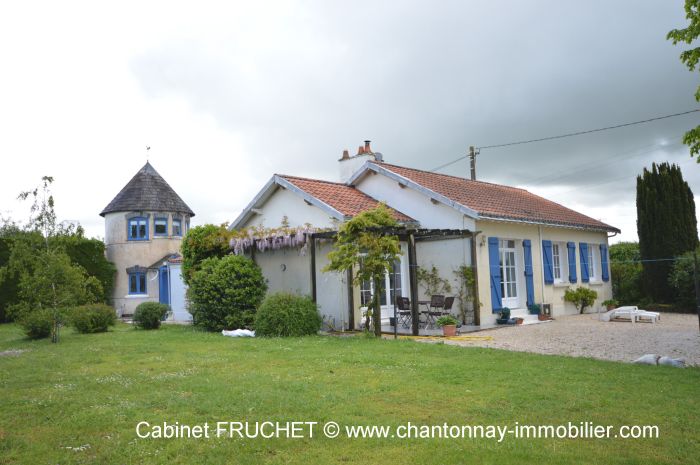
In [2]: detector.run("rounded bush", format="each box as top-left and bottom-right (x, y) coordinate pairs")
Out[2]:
(189, 255), (267, 331)
(133, 302), (169, 330)
(70, 304), (115, 334)
(20, 309), (53, 339)
(255, 292), (321, 337)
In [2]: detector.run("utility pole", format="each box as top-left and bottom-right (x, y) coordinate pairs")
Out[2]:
(468, 146), (479, 181)
(694, 251), (700, 333)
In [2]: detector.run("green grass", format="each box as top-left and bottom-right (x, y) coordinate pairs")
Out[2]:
(0, 323), (698, 465)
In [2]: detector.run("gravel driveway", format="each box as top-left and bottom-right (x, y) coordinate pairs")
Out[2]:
(445, 313), (700, 366)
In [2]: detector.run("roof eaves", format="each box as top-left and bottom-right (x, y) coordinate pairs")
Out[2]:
(478, 214), (621, 234)
(351, 162), (480, 219)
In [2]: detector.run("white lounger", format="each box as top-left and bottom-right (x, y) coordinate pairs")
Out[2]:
(610, 306), (660, 324)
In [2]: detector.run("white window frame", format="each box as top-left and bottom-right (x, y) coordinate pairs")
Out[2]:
(499, 239), (519, 308)
(552, 242), (568, 284)
(552, 243), (562, 282)
(588, 244), (598, 281)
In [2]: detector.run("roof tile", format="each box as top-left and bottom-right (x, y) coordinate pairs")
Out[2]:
(372, 162), (619, 232)
(100, 162), (195, 217)
(279, 175), (414, 223)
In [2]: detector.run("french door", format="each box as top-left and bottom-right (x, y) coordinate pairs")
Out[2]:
(499, 240), (519, 308)
(360, 259), (403, 321)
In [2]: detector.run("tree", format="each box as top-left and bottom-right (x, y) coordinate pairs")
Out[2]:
(609, 242), (643, 306)
(0, 177), (105, 341)
(324, 204), (401, 337)
(188, 255), (267, 331)
(181, 224), (232, 285)
(668, 248), (700, 310)
(667, 0), (700, 161)
(636, 162), (699, 302)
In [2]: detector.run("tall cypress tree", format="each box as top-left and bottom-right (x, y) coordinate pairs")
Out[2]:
(636, 162), (698, 302)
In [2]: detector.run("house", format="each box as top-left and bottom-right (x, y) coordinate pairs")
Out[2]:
(229, 141), (619, 332)
(100, 162), (194, 321)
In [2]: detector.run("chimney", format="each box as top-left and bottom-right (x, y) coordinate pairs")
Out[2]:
(340, 139), (380, 183)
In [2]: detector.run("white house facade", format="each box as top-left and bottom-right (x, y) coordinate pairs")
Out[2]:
(229, 142), (619, 332)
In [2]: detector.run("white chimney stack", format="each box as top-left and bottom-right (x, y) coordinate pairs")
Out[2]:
(338, 140), (382, 183)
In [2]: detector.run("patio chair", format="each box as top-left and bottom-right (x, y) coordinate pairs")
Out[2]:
(442, 296), (455, 316)
(424, 295), (445, 329)
(396, 296), (412, 328)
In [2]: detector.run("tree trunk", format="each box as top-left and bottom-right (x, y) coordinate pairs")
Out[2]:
(373, 276), (383, 337)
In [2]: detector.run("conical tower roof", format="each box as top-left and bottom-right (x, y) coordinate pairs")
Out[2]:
(100, 162), (195, 217)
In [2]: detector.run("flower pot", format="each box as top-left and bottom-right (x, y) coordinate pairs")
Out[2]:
(606, 305), (616, 311)
(514, 317), (524, 325)
(538, 314), (552, 321)
(442, 325), (457, 336)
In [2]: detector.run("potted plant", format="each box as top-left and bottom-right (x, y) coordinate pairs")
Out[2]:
(602, 299), (619, 311)
(528, 304), (541, 315)
(436, 315), (459, 336)
(496, 307), (511, 325)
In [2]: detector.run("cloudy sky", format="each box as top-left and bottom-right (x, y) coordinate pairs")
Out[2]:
(1, 0), (698, 243)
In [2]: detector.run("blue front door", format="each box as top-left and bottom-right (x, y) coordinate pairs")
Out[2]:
(159, 266), (170, 305)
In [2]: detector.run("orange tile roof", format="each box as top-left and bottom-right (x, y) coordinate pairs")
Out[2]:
(372, 162), (619, 232)
(279, 175), (415, 223)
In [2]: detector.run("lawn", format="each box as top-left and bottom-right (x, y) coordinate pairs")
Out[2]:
(0, 323), (698, 465)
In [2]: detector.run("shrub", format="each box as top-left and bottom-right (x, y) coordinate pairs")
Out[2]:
(70, 304), (115, 333)
(133, 302), (169, 330)
(564, 287), (598, 314)
(435, 315), (458, 327)
(668, 250), (698, 311)
(181, 224), (232, 285)
(188, 255), (266, 331)
(255, 292), (321, 337)
(19, 308), (53, 339)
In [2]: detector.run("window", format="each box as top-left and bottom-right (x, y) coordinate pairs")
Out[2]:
(154, 217), (168, 236)
(588, 244), (597, 280)
(359, 259), (402, 308)
(551, 242), (568, 283)
(172, 219), (182, 236)
(552, 243), (562, 281)
(128, 271), (147, 294)
(128, 217), (148, 241)
(499, 239), (518, 307)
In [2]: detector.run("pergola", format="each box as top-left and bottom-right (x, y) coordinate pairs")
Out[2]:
(310, 228), (481, 335)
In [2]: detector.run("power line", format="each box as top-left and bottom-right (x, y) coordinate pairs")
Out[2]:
(429, 109), (700, 172)
(478, 109), (700, 150)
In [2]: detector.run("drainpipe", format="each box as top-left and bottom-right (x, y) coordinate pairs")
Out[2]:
(538, 225), (546, 305)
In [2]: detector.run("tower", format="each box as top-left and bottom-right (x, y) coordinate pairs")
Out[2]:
(100, 162), (195, 319)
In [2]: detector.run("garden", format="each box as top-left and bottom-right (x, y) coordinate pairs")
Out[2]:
(1, 323), (699, 464)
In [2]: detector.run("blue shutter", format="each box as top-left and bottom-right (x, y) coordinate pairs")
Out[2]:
(542, 240), (554, 284)
(523, 240), (535, 307)
(488, 237), (502, 313)
(600, 244), (609, 282)
(579, 243), (589, 283)
(567, 242), (577, 283)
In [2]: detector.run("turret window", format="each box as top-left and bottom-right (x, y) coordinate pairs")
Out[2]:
(172, 219), (182, 236)
(128, 217), (148, 241)
(154, 217), (168, 236)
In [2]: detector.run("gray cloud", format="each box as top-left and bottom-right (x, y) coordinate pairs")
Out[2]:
(126, 0), (700, 241)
